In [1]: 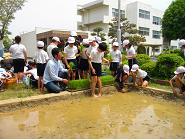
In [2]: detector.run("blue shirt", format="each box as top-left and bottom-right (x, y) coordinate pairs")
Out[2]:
(43, 59), (68, 84)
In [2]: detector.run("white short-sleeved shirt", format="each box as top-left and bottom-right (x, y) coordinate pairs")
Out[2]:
(86, 44), (98, 55)
(29, 68), (39, 80)
(9, 44), (26, 59)
(137, 69), (147, 78)
(110, 49), (122, 62)
(126, 46), (136, 59)
(90, 49), (104, 63)
(47, 44), (57, 59)
(64, 45), (78, 59)
(35, 49), (49, 64)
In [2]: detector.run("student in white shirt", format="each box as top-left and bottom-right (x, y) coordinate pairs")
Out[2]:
(9, 36), (27, 83)
(79, 39), (89, 79)
(122, 40), (137, 70)
(86, 36), (98, 59)
(64, 37), (78, 80)
(47, 37), (60, 59)
(89, 43), (109, 97)
(35, 41), (49, 92)
(169, 66), (185, 96)
(110, 42), (122, 76)
(131, 64), (150, 88)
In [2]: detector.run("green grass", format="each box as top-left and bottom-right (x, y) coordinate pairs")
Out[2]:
(0, 84), (40, 100)
(149, 82), (171, 91)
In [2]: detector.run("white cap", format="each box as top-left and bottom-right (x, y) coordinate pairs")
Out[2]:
(179, 39), (185, 48)
(174, 66), (185, 74)
(88, 36), (96, 42)
(68, 37), (75, 44)
(0, 57), (4, 61)
(123, 65), (129, 75)
(122, 40), (130, 47)
(70, 31), (77, 37)
(52, 37), (60, 42)
(95, 36), (102, 44)
(131, 64), (139, 72)
(37, 41), (44, 48)
(82, 39), (89, 45)
(113, 42), (119, 47)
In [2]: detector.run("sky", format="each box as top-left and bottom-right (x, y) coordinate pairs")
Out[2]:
(8, 0), (173, 37)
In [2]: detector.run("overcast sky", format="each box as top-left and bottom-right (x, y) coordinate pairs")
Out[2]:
(8, 0), (173, 37)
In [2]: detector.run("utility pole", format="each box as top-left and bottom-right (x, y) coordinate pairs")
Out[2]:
(117, 0), (121, 48)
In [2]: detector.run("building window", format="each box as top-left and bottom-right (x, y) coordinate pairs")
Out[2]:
(112, 8), (125, 18)
(152, 30), (161, 39)
(139, 9), (150, 19)
(153, 16), (161, 25)
(139, 27), (150, 36)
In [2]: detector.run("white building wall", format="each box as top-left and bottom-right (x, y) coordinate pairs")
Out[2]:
(126, 2), (138, 25)
(20, 31), (37, 58)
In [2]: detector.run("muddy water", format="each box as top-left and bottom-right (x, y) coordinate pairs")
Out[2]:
(0, 93), (185, 139)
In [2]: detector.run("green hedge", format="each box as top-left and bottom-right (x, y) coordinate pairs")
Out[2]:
(155, 54), (184, 79)
(136, 54), (151, 66)
(68, 75), (115, 90)
(141, 61), (156, 77)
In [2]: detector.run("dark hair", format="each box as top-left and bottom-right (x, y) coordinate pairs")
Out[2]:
(52, 48), (60, 58)
(15, 36), (21, 44)
(28, 61), (36, 66)
(98, 42), (107, 51)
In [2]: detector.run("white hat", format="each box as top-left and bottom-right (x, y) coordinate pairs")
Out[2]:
(131, 64), (139, 72)
(52, 37), (60, 42)
(179, 39), (185, 48)
(0, 57), (3, 61)
(174, 66), (185, 74)
(122, 40), (130, 47)
(82, 39), (89, 45)
(123, 65), (129, 75)
(95, 36), (102, 44)
(37, 41), (44, 48)
(70, 31), (77, 37)
(88, 36), (96, 42)
(113, 42), (119, 47)
(68, 37), (75, 44)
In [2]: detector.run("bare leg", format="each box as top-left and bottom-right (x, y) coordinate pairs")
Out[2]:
(91, 76), (98, 97)
(72, 70), (76, 80)
(97, 77), (102, 97)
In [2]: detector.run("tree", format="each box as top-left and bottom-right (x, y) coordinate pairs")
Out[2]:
(91, 27), (106, 41)
(162, 0), (185, 42)
(108, 17), (145, 45)
(0, 0), (26, 40)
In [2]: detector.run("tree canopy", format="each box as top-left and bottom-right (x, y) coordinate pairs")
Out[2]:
(108, 17), (145, 45)
(0, 0), (26, 40)
(162, 0), (185, 41)
(91, 27), (106, 41)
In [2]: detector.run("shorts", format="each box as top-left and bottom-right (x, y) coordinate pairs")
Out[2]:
(67, 59), (77, 70)
(79, 59), (89, 71)
(110, 62), (119, 71)
(91, 62), (102, 77)
(181, 84), (185, 92)
(143, 75), (150, 82)
(37, 63), (46, 76)
(13, 59), (25, 73)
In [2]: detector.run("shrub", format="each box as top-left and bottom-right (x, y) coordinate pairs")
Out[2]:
(155, 54), (184, 79)
(162, 49), (185, 59)
(136, 54), (151, 66)
(141, 61), (156, 77)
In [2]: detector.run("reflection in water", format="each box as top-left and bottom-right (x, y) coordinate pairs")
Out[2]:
(0, 93), (185, 139)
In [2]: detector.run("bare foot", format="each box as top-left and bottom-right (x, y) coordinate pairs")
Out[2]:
(98, 94), (102, 97)
(93, 94), (98, 98)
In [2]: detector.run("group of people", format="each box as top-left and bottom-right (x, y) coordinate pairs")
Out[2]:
(1, 31), (185, 97)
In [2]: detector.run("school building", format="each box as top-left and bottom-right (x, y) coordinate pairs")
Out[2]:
(77, 0), (164, 56)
